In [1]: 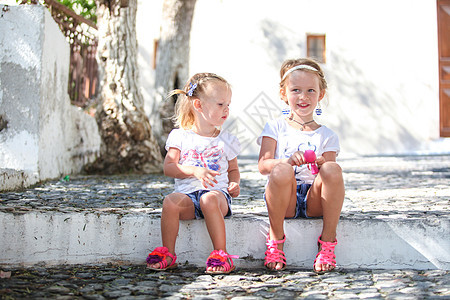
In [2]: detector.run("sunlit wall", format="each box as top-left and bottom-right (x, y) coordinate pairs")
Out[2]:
(138, 0), (445, 156)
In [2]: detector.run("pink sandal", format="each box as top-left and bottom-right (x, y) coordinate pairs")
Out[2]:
(264, 234), (286, 271)
(205, 249), (238, 274)
(146, 247), (178, 271)
(313, 235), (337, 273)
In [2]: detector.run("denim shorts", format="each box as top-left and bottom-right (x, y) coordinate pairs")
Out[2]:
(292, 183), (312, 219)
(186, 190), (232, 219)
(264, 183), (312, 219)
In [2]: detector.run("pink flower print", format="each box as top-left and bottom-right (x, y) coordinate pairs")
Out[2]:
(181, 146), (223, 171)
(201, 146), (223, 171)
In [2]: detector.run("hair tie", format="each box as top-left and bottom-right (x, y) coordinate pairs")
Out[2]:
(187, 83), (197, 97)
(282, 65), (319, 81)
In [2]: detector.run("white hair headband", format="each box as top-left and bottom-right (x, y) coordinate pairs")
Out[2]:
(282, 65), (319, 81)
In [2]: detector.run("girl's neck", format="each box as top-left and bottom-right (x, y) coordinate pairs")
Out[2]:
(192, 125), (218, 137)
(287, 115), (319, 131)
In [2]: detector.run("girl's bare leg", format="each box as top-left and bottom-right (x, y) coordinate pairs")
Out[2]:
(147, 193), (195, 269)
(200, 191), (230, 272)
(307, 162), (344, 272)
(265, 163), (297, 270)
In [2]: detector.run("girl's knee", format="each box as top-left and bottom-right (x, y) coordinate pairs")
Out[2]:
(162, 194), (186, 212)
(162, 196), (176, 212)
(199, 192), (221, 211)
(319, 162), (343, 182)
(269, 163), (294, 185)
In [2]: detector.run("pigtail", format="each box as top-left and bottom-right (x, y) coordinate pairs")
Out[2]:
(166, 88), (193, 130)
(167, 89), (186, 99)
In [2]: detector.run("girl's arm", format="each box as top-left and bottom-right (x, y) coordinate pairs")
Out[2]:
(227, 157), (240, 197)
(164, 147), (219, 187)
(258, 137), (290, 175)
(316, 151), (337, 166)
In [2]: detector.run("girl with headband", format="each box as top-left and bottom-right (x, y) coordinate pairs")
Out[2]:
(257, 58), (345, 273)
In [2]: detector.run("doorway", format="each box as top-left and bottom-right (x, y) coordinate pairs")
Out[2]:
(437, 0), (450, 137)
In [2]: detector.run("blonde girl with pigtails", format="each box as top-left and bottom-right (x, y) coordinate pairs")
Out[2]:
(146, 73), (241, 274)
(258, 58), (345, 273)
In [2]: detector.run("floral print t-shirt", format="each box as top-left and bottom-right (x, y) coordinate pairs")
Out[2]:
(165, 129), (240, 194)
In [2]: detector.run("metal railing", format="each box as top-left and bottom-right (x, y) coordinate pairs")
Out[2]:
(43, 0), (98, 107)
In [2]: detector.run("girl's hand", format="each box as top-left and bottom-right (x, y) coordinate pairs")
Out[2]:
(193, 167), (219, 188)
(227, 182), (240, 198)
(287, 151), (305, 166)
(315, 155), (326, 167)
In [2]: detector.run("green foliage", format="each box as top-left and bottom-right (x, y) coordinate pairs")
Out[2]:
(17, 0), (97, 23)
(59, 0), (96, 23)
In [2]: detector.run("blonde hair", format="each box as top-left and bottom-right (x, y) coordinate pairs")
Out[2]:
(168, 73), (230, 129)
(279, 58), (327, 92)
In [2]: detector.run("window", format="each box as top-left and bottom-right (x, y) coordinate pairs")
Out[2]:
(307, 34), (326, 63)
(152, 39), (159, 69)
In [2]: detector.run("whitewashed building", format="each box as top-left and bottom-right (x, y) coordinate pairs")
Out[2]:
(137, 0), (450, 156)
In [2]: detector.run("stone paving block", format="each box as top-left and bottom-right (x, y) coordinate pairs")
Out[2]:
(0, 264), (447, 299)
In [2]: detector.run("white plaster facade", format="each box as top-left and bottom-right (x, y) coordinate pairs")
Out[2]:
(137, 0), (449, 156)
(0, 4), (100, 191)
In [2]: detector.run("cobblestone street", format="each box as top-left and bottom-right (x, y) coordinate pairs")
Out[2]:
(1, 264), (449, 299)
(1, 155), (449, 220)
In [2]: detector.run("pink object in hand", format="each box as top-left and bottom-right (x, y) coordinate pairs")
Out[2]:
(303, 150), (316, 162)
(304, 150), (319, 175)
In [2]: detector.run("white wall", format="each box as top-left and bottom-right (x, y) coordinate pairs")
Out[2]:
(0, 4), (101, 190)
(136, 0), (164, 128)
(137, 0), (446, 156)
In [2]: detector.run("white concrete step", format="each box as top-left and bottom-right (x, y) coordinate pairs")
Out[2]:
(1, 211), (448, 270)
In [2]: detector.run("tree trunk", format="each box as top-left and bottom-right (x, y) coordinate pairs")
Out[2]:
(86, 0), (163, 174)
(154, 0), (197, 155)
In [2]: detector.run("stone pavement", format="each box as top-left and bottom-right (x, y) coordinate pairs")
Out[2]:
(1, 155), (449, 218)
(0, 154), (449, 298)
(0, 264), (448, 299)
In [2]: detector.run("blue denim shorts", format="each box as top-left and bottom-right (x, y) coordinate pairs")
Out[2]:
(264, 183), (312, 219)
(186, 190), (232, 219)
(292, 183), (312, 219)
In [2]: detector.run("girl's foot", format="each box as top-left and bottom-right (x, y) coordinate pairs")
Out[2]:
(206, 263), (227, 273)
(264, 235), (286, 271)
(147, 256), (172, 269)
(146, 247), (178, 271)
(205, 250), (238, 274)
(313, 236), (337, 273)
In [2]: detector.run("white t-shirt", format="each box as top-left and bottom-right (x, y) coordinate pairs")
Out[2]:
(257, 117), (340, 184)
(165, 129), (241, 194)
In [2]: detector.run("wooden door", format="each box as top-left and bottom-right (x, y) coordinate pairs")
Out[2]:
(437, 0), (450, 137)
